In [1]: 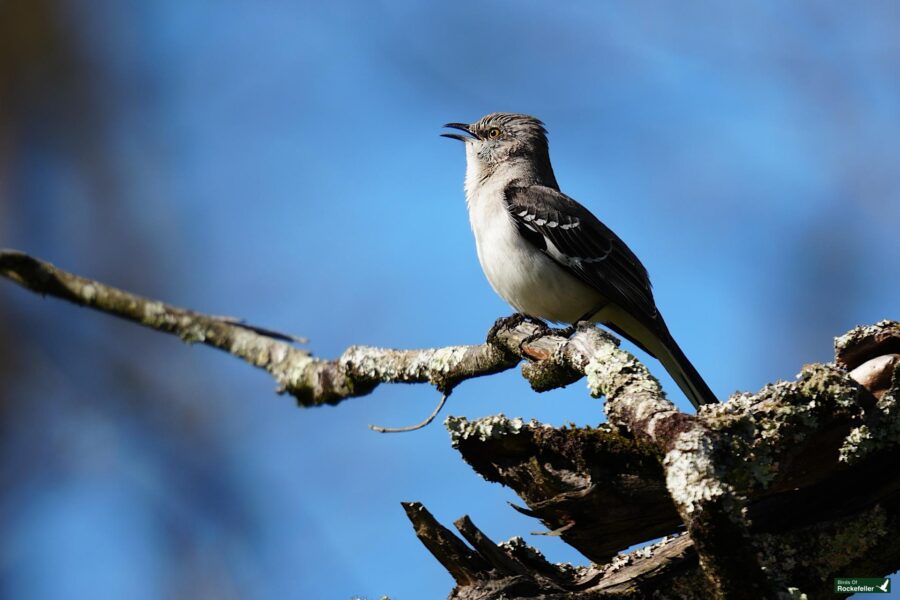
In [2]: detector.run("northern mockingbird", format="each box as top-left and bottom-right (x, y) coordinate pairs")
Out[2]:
(442, 112), (717, 409)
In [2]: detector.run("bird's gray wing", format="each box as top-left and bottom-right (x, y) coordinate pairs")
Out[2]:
(504, 183), (660, 327)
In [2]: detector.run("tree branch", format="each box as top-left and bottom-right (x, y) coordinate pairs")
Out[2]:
(0, 250), (527, 405)
(5, 249), (897, 598)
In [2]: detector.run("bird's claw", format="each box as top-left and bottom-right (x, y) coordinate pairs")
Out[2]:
(517, 323), (556, 353)
(487, 313), (548, 345)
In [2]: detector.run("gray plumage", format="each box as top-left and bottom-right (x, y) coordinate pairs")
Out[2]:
(443, 112), (717, 409)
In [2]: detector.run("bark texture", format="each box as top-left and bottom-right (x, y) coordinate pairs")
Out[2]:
(2, 250), (898, 599)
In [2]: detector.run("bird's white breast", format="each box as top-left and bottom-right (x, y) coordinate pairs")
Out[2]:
(464, 157), (602, 323)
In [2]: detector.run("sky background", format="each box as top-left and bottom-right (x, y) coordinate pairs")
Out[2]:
(1, 1), (898, 598)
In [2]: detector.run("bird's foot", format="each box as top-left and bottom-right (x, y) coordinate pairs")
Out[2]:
(486, 313), (525, 344)
(486, 313), (549, 345)
(516, 318), (558, 353)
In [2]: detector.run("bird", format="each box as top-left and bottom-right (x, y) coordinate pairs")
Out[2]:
(442, 112), (718, 409)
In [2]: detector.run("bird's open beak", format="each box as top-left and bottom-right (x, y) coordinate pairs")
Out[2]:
(441, 122), (478, 142)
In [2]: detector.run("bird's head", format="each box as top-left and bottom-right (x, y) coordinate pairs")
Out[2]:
(442, 113), (552, 176)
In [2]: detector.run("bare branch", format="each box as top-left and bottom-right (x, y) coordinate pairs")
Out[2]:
(0, 250), (524, 406)
(401, 502), (489, 587)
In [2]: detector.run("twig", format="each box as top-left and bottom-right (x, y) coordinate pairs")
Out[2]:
(368, 392), (450, 433)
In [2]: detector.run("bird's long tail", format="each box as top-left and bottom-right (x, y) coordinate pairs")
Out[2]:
(595, 307), (718, 409)
(648, 329), (718, 409)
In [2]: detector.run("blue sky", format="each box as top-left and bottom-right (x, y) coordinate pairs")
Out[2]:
(2, 1), (899, 598)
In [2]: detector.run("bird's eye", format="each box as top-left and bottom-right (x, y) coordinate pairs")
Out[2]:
(488, 127), (501, 139)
